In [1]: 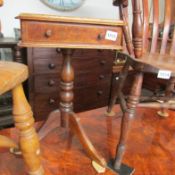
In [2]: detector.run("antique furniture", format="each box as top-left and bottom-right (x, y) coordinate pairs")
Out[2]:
(26, 48), (115, 121)
(0, 61), (44, 175)
(0, 37), (24, 126)
(107, 0), (175, 174)
(18, 13), (124, 173)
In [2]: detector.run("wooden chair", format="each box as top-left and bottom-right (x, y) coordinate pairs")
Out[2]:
(107, 0), (175, 172)
(0, 61), (44, 175)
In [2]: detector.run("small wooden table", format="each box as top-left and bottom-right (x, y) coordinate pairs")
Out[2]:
(17, 13), (124, 172)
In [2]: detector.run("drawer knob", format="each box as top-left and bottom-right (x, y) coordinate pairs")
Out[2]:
(56, 48), (62, 54)
(48, 63), (56, 69)
(97, 90), (103, 96)
(48, 80), (55, 86)
(45, 29), (52, 38)
(100, 60), (106, 65)
(49, 98), (55, 105)
(99, 75), (105, 80)
(97, 34), (103, 40)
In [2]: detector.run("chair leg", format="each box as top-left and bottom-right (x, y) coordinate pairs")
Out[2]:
(107, 60), (130, 115)
(12, 84), (44, 175)
(157, 77), (175, 118)
(113, 71), (143, 170)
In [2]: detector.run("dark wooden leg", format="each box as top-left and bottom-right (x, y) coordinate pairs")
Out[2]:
(12, 84), (44, 175)
(113, 70), (143, 171)
(13, 45), (23, 63)
(107, 60), (130, 116)
(60, 49), (74, 128)
(157, 77), (175, 118)
(37, 49), (107, 171)
(37, 49), (74, 138)
(69, 112), (106, 167)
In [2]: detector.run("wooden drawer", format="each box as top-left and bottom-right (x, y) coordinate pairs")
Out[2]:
(74, 83), (110, 111)
(34, 74), (60, 93)
(34, 72), (111, 92)
(21, 21), (122, 49)
(74, 73), (111, 88)
(31, 48), (62, 59)
(34, 93), (60, 120)
(33, 58), (62, 74)
(34, 82), (110, 120)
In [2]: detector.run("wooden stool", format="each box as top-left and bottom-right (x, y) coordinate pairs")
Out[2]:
(0, 61), (44, 175)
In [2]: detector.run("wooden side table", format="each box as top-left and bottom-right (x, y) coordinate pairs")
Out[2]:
(17, 13), (124, 173)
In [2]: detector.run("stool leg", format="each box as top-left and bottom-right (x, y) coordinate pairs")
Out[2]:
(113, 71), (143, 170)
(12, 84), (44, 175)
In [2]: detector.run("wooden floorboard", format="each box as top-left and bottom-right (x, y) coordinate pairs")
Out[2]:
(0, 105), (175, 174)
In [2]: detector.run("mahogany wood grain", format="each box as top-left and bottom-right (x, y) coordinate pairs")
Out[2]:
(0, 106), (175, 174)
(18, 13), (124, 50)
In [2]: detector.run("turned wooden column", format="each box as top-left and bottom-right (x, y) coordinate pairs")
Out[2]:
(132, 0), (143, 58)
(12, 84), (44, 175)
(60, 49), (74, 128)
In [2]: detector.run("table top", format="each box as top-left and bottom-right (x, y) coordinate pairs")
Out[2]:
(17, 13), (125, 27)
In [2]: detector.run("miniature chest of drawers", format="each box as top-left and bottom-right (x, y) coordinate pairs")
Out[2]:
(26, 48), (115, 120)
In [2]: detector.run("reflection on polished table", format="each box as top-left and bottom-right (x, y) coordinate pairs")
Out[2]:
(17, 13), (124, 172)
(0, 106), (175, 175)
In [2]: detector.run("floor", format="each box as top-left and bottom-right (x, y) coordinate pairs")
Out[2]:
(0, 106), (175, 175)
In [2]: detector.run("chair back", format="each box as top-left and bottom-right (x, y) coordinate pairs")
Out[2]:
(114, 0), (175, 57)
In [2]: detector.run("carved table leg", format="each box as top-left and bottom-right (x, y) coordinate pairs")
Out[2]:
(109, 70), (143, 175)
(37, 49), (106, 173)
(12, 84), (44, 175)
(60, 49), (74, 128)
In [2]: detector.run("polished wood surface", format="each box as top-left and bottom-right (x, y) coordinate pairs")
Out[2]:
(0, 61), (28, 95)
(18, 13), (124, 169)
(18, 13), (123, 50)
(17, 13), (124, 26)
(0, 106), (175, 174)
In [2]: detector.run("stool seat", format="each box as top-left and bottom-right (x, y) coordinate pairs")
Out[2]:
(0, 61), (28, 95)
